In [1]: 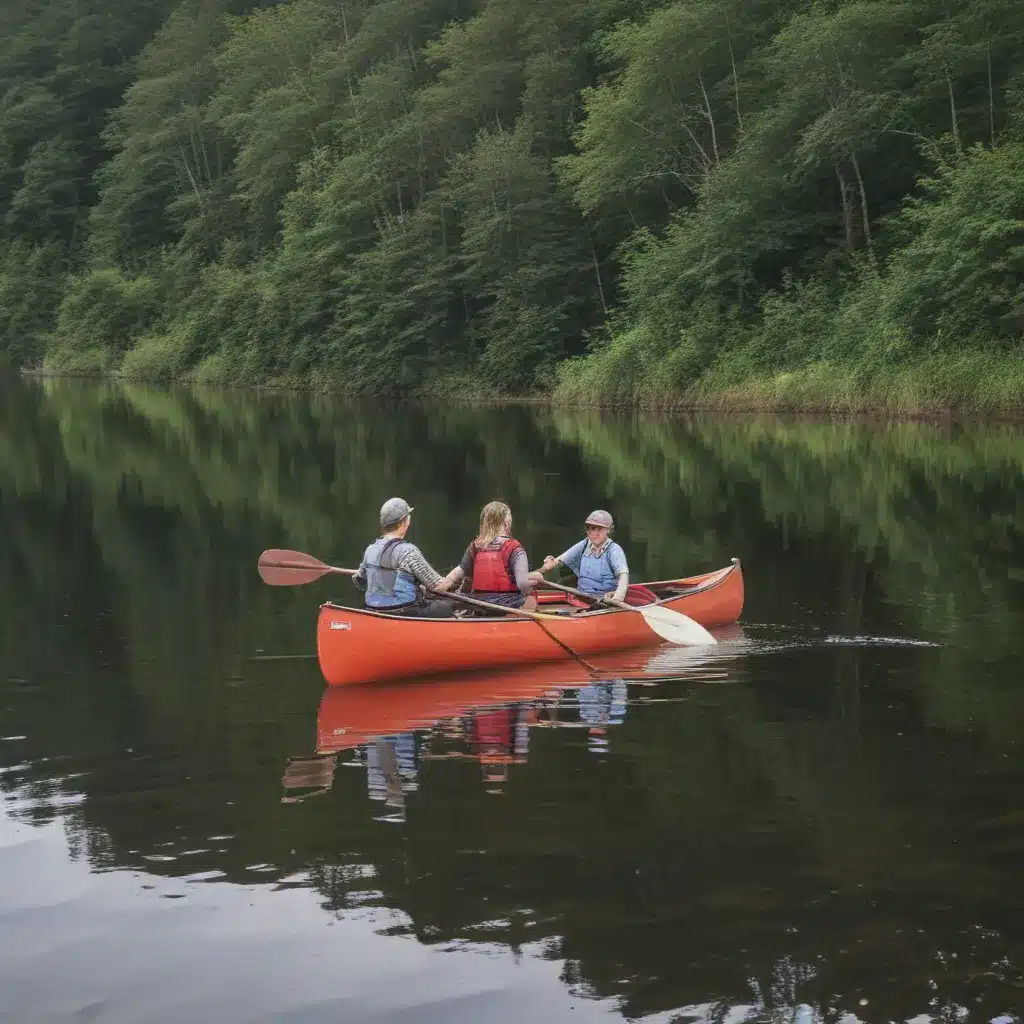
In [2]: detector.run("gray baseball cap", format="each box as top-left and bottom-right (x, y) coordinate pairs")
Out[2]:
(585, 509), (614, 528)
(380, 496), (414, 527)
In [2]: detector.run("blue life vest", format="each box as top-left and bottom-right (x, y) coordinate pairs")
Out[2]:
(576, 541), (624, 595)
(362, 537), (419, 608)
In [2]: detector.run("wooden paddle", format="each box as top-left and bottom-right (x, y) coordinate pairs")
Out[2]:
(257, 549), (601, 671)
(536, 578), (717, 646)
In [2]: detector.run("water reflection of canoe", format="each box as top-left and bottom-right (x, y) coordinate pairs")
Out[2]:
(314, 635), (746, 754)
(316, 559), (744, 686)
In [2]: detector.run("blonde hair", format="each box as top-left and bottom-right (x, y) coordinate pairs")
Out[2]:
(476, 500), (512, 546)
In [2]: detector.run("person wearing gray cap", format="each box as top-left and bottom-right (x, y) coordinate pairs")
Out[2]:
(353, 497), (455, 617)
(531, 509), (630, 603)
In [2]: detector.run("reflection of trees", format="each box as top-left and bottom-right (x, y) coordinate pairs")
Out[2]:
(545, 410), (1024, 745)
(1, 376), (1023, 1021)
(295, 676), (1024, 1022)
(298, 673), (1023, 1022)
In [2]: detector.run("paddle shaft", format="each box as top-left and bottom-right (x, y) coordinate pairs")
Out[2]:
(260, 555), (559, 621)
(280, 559), (356, 575)
(536, 577), (637, 612)
(443, 590), (601, 672)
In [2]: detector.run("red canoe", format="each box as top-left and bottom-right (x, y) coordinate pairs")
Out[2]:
(315, 559), (744, 686)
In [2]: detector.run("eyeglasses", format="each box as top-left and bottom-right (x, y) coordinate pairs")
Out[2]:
(585, 524), (607, 532)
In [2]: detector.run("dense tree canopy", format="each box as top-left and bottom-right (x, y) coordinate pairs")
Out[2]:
(1, 0), (1022, 406)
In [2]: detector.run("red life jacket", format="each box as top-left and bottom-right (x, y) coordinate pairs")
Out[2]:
(470, 538), (523, 593)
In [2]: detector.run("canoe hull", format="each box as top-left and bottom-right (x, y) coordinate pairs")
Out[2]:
(316, 559), (743, 686)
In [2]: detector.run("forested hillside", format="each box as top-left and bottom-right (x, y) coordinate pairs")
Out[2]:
(1, 0), (1022, 409)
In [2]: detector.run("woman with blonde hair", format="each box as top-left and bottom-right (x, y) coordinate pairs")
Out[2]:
(444, 500), (537, 612)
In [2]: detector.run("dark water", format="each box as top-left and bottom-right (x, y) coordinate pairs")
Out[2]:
(1, 374), (1023, 1024)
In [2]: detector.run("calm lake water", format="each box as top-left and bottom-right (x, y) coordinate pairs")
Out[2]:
(1, 373), (1023, 1024)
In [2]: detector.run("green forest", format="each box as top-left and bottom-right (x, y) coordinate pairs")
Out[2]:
(1, 0), (1022, 410)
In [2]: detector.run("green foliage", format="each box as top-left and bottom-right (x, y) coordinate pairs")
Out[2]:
(122, 263), (267, 381)
(0, 241), (67, 366)
(47, 269), (160, 369)
(557, 0), (1024, 412)
(881, 141), (1024, 343)
(451, 124), (597, 389)
(0, 0), (1022, 411)
(560, 0), (783, 217)
(6, 137), (84, 244)
(86, 1), (236, 270)
(0, 0), (175, 351)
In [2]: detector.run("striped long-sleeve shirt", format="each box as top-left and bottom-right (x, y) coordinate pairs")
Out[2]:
(355, 540), (446, 590)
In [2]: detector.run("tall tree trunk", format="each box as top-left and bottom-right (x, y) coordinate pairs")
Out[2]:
(850, 148), (872, 256)
(463, 294), (475, 347)
(198, 130), (213, 188)
(176, 138), (205, 216)
(590, 238), (607, 314)
(836, 164), (854, 251)
(946, 69), (962, 157)
(698, 71), (720, 164)
(987, 38), (995, 145)
(724, 9), (742, 131)
(188, 121), (206, 189)
(417, 126), (425, 204)
(339, 1), (364, 145)
(347, 76), (364, 145)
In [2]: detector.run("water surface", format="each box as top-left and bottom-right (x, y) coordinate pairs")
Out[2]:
(1, 375), (1022, 1023)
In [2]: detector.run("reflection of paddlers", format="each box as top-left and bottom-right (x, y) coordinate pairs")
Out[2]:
(468, 706), (531, 791)
(366, 736), (418, 821)
(470, 707), (515, 754)
(579, 680), (628, 755)
(280, 755), (337, 804)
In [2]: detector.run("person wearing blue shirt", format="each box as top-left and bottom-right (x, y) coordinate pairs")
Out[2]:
(532, 509), (630, 602)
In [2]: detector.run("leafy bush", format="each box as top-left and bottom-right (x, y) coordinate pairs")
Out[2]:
(46, 269), (159, 367)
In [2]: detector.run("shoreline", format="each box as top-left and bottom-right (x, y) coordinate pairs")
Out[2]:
(17, 365), (1024, 424)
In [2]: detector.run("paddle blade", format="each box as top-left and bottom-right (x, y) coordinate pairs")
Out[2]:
(258, 548), (332, 586)
(639, 604), (718, 646)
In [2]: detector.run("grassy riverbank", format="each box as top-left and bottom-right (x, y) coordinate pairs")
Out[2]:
(30, 346), (1024, 418)
(554, 351), (1024, 417)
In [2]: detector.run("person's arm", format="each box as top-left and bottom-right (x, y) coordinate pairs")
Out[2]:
(510, 547), (533, 595)
(353, 556), (368, 591)
(444, 546), (475, 589)
(607, 543), (629, 602)
(539, 540), (585, 575)
(396, 543), (451, 591)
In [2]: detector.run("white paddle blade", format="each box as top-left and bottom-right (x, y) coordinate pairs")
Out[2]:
(639, 604), (718, 646)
